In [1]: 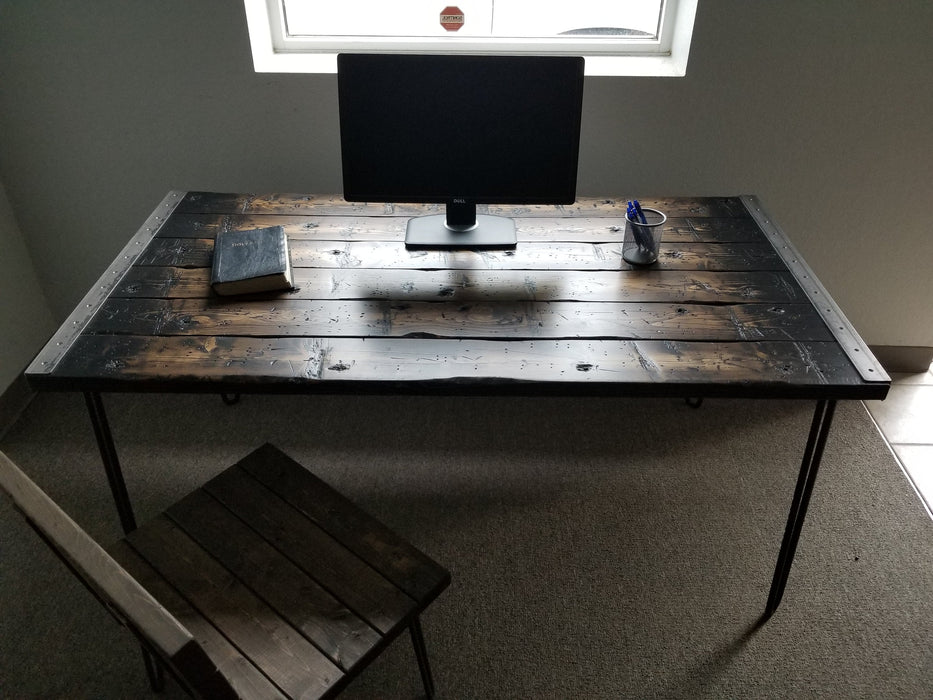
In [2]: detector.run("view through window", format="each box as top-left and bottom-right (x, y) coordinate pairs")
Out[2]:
(283, 1), (664, 39)
(244, 0), (697, 76)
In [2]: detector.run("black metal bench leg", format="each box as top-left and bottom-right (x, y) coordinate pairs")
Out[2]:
(142, 645), (165, 692)
(764, 399), (837, 619)
(84, 392), (137, 534)
(409, 617), (436, 698)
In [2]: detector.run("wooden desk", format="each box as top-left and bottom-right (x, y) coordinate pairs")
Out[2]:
(26, 192), (890, 617)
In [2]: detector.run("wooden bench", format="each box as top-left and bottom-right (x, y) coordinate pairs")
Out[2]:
(0, 444), (450, 698)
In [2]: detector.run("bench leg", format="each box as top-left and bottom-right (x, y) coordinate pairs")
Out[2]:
(141, 645), (165, 692)
(409, 617), (436, 699)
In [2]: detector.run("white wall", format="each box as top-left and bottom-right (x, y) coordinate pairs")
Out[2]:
(0, 1), (930, 382)
(0, 181), (56, 391)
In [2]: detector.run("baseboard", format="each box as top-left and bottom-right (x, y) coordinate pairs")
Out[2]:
(0, 373), (35, 440)
(869, 345), (933, 374)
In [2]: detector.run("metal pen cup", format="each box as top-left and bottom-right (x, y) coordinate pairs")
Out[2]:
(622, 207), (666, 265)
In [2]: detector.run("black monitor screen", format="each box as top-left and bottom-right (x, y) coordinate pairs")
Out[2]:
(338, 53), (585, 249)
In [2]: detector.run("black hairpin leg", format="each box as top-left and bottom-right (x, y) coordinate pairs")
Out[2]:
(142, 645), (166, 691)
(84, 392), (137, 534)
(409, 618), (436, 699)
(84, 393), (163, 686)
(764, 399), (837, 619)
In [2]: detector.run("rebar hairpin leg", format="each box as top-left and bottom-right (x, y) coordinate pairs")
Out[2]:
(84, 392), (163, 687)
(764, 399), (837, 619)
(141, 645), (166, 691)
(84, 392), (137, 534)
(409, 618), (436, 699)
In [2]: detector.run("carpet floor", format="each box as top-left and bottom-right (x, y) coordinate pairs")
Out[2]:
(1, 392), (931, 698)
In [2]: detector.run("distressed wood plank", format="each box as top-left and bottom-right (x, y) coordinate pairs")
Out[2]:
(160, 214), (408, 240)
(137, 238), (783, 271)
(159, 214), (764, 244)
(175, 192), (750, 219)
(201, 468), (418, 635)
(126, 516), (342, 699)
(297, 240), (783, 271)
(86, 298), (831, 342)
(37, 335), (878, 398)
(236, 445), (450, 602)
(112, 267), (806, 304)
(110, 541), (287, 700)
(166, 486), (382, 672)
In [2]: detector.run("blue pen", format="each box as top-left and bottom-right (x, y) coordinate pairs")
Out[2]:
(626, 200), (651, 250)
(633, 200), (648, 225)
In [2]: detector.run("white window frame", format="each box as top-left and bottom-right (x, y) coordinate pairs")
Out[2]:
(243, 0), (698, 77)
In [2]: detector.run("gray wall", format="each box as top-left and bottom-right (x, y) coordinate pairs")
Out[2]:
(0, 182), (55, 391)
(1, 1), (931, 391)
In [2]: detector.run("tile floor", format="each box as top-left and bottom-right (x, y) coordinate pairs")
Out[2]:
(863, 362), (933, 518)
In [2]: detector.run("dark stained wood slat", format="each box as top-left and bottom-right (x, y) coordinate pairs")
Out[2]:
(41, 335), (879, 399)
(166, 487), (382, 673)
(160, 214), (407, 240)
(86, 298), (832, 342)
(294, 241), (783, 272)
(517, 217), (763, 243)
(137, 238), (784, 271)
(45, 334), (330, 385)
(202, 466), (418, 635)
(114, 267), (211, 298)
(112, 267), (806, 304)
(109, 540), (287, 700)
(236, 445), (450, 602)
(137, 238), (213, 267)
(159, 214), (764, 244)
(687, 218), (766, 240)
(126, 516), (342, 699)
(312, 337), (868, 390)
(176, 192), (750, 219)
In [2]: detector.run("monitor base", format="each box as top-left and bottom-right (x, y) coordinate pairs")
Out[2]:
(405, 214), (517, 250)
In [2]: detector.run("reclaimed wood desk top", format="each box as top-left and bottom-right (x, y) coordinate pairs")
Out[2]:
(26, 192), (890, 401)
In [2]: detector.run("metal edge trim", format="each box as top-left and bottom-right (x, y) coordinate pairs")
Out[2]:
(740, 195), (890, 384)
(25, 190), (188, 377)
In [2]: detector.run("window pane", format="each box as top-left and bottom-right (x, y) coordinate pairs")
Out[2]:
(491, 1), (662, 38)
(283, 0), (662, 39)
(285, 1), (493, 38)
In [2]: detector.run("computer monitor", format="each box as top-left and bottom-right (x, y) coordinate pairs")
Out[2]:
(337, 53), (585, 249)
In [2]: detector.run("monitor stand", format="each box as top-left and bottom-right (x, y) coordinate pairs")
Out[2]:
(405, 201), (517, 250)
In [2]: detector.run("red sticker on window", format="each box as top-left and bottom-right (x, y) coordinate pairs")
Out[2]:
(440, 6), (464, 31)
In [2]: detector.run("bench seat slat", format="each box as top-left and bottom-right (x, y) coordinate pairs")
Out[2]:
(126, 515), (342, 699)
(109, 540), (285, 700)
(202, 463), (417, 635)
(237, 444), (451, 603)
(166, 487), (382, 672)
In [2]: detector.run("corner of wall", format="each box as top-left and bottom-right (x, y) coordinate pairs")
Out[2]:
(0, 180), (56, 395)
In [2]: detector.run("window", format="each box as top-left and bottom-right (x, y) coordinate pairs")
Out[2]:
(243, 0), (698, 76)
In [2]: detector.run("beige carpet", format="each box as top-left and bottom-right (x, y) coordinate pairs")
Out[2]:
(1, 392), (931, 698)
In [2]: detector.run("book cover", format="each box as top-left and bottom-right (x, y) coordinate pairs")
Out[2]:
(210, 226), (294, 296)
